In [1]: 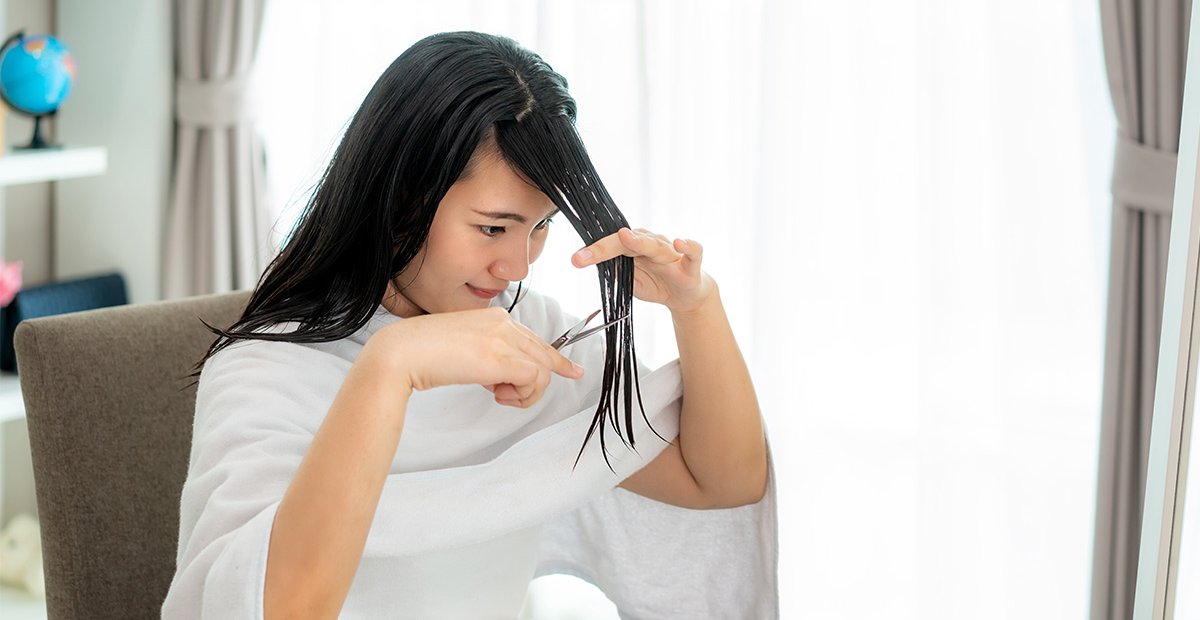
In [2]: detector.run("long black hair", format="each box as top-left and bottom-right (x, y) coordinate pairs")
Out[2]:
(194, 31), (664, 466)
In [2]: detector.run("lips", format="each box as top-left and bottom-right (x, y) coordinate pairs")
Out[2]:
(468, 284), (504, 299)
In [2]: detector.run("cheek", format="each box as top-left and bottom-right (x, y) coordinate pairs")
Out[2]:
(416, 225), (472, 279)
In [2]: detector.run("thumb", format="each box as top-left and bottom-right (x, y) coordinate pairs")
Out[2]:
(492, 383), (521, 399)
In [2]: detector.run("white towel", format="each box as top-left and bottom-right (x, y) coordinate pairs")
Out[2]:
(163, 288), (778, 618)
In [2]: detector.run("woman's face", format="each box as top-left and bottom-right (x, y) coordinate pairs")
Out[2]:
(384, 148), (559, 317)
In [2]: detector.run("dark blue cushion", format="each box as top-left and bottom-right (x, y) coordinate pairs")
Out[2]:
(1, 272), (128, 372)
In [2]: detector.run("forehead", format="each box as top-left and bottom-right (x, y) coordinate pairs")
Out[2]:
(445, 150), (558, 221)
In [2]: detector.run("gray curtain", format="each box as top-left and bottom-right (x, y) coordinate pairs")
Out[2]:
(1092, 1), (1191, 618)
(163, 0), (271, 298)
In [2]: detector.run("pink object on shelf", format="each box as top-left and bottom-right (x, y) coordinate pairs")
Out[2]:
(0, 260), (23, 308)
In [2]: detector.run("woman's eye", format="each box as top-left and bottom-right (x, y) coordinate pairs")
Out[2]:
(478, 218), (553, 238)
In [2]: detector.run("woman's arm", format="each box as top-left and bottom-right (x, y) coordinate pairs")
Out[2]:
(619, 280), (768, 508)
(570, 229), (766, 508)
(261, 306), (579, 618)
(263, 340), (413, 619)
(671, 281), (768, 504)
(568, 226), (768, 508)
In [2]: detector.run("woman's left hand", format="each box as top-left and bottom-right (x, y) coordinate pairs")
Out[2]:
(572, 227), (716, 315)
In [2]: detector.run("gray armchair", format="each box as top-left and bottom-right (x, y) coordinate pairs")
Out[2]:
(14, 291), (250, 619)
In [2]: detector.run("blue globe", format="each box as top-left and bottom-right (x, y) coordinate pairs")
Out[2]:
(0, 33), (75, 116)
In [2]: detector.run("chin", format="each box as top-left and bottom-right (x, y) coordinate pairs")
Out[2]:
(432, 295), (481, 314)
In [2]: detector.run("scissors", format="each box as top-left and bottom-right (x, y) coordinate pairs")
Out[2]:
(550, 309), (629, 350)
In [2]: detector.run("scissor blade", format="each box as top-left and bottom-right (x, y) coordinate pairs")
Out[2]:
(559, 314), (628, 348)
(551, 309), (603, 349)
(569, 309), (602, 337)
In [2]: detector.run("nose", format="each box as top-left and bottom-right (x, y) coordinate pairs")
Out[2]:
(492, 237), (533, 281)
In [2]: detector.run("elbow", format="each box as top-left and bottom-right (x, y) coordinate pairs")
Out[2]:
(726, 474), (769, 508)
(265, 561), (345, 620)
(265, 592), (341, 620)
(703, 460), (769, 509)
(745, 470), (769, 505)
(703, 487), (764, 509)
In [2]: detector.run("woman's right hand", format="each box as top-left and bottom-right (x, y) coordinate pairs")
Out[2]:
(365, 306), (584, 408)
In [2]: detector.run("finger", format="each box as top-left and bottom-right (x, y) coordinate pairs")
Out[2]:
(493, 367), (534, 407)
(519, 366), (553, 408)
(510, 326), (557, 369)
(507, 319), (584, 379)
(571, 227), (645, 267)
(621, 228), (685, 265)
(574, 228), (681, 267)
(676, 238), (704, 275)
(508, 363), (548, 407)
(492, 383), (519, 400)
(533, 324), (586, 379)
(572, 230), (623, 267)
(636, 228), (671, 244)
(514, 372), (537, 400)
(548, 347), (585, 379)
(502, 358), (540, 402)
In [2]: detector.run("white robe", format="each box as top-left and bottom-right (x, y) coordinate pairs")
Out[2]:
(162, 287), (779, 619)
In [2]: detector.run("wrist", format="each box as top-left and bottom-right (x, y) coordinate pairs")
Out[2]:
(361, 323), (417, 395)
(670, 277), (721, 322)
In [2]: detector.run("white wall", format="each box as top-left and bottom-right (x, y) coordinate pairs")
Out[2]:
(55, 0), (171, 304)
(2, 0), (53, 287)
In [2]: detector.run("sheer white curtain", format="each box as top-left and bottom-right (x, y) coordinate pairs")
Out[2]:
(252, 1), (1113, 617)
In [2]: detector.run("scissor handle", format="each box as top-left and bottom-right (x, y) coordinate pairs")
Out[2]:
(552, 314), (629, 350)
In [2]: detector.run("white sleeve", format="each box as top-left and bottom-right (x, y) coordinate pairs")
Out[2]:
(359, 359), (685, 558)
(519, 292), (781, 619)
(162, 341), (344, 620)
(535, 436), (781, 619)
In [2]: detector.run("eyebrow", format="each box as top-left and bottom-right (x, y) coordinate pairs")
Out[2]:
(472, 208), (560, 224)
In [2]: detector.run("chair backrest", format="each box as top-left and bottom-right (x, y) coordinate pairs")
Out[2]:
(14, 291), (250, 619)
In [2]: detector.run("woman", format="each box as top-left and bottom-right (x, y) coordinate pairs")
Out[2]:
(164, 31), (775, 619)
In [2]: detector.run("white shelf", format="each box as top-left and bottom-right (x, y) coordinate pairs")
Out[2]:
(0, 372), (21, 424)
(0, 147), (107, 187)
(0, 582), (46, 620)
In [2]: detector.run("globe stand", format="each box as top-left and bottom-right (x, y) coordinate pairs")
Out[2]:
(12, 114), (61, 151)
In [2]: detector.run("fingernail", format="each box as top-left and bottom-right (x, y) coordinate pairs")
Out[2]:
(573, 362), (585, 375)
(575, 249), (592, 261)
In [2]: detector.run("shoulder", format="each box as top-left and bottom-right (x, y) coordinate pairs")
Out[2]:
(198, 337), (340, 395)
(195, 327), (353, 429)
(201, 317), (369, 378)
(199, 321), (315, 378)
